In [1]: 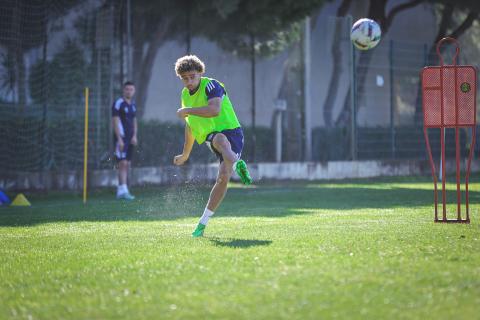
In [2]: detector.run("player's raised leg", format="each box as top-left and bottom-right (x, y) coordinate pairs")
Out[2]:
(234, 158), (252, 185)
(212, 131), (252, 186)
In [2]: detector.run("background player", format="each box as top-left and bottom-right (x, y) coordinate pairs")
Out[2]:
(112, 81), (138, 200)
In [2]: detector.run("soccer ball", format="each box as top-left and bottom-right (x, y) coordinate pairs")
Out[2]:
(350, 18), (381, 50)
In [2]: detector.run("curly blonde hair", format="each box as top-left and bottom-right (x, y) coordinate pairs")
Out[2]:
(174, 55), (205, 76)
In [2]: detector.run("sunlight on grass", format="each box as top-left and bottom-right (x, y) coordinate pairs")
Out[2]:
(0, 177), (479, 319)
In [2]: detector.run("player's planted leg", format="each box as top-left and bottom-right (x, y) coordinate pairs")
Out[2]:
(116, 160), (135, 200)
(192, 134), (235, 237)
(191, 221), (206, 237)
(192, 162), (232, 237)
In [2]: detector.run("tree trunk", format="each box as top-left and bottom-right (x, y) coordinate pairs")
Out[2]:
(322, 0), (352, 127)
(323, 19), (346, 126)
(413, 4), (478, 124)
(336, 0), (424, 124)
(185, 1), (191, 54)
(11, 0), (26, 109)
(42, 3), (49, 171)
(278, 43), (304, 162)
(334, 51), (374, 127)
(16, 45), (26, 111)
(270, 9), (323, 161)
(250, 33), (257, 162)
(335, 86), (351, 127)
(133, 18), (171, 118)
(413, 3), (453, 124)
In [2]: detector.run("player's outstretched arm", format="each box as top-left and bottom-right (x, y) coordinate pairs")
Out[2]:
(176, 97), (221, 119)
(173, 124), (194, 166)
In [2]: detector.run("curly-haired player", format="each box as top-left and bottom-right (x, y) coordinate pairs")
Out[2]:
(173, 55), (252, 237)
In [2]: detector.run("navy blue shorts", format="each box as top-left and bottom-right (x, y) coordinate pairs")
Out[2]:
(205, 127), (244, 163)
(114, 137), (135, 161)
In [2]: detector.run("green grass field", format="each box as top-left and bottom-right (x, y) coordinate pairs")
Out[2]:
(1, 177), (479, 319)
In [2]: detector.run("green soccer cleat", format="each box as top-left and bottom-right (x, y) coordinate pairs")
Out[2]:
(235, 159), (253, 185)
(192, 223), (206, 238)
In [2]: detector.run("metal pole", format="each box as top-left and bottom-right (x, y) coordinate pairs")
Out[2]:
(276, 111), (282, 162)
(303, 17), (312, 161)
(108, 2), (114, 157)
(348, 16), (357, 160)
(119, 4), (124, 82)
(389, 40), (395, 159)
(42, 4), (49, 173)
(126, 0), (132, 80)
(83, 88), (89, 204)
(439, 129), (445, 181)
(250, 33), (256, 162)
(96, 49), (102, 169)
(186, 0), (191, 54)
(275, 100), (287, 163)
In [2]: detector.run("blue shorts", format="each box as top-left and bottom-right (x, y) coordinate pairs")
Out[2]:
(114, 137), (135, 161)
(205, 127), (244, 163)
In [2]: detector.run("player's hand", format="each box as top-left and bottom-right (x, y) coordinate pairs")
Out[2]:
(118, 139), (125, 151)
(131, 135), (138, 146)
(173, 154), (188, 166)
(176, 108), (188, 119)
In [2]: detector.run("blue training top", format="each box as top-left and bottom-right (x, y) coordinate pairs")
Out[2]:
(111, 97), (136, 141)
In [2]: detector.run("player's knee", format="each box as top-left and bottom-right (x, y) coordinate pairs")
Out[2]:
(217, 171), (232, 185)
(213, 133), (230, 150)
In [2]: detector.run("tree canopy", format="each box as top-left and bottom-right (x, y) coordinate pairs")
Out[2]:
(130, 0), (328, 116)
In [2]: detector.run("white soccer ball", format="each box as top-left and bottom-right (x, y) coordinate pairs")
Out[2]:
(350, 18), (381, 50)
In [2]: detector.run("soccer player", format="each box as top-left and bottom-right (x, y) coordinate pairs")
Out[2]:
(173, 55), (252, 237)
(112, 81), (138, 200)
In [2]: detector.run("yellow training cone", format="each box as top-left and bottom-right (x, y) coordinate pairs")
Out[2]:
(11, 193), (31, 206)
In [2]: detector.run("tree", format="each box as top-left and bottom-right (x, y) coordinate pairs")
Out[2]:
(0, 1), (46, 107)
(413, 0), (480, 122)
(0, 0), (81, 108)
(335, 0), (425, 126)
(427, 0), (479, 50)
(323, 0), (353, 127)
(130, 0), (327, 118)
(195, 0), (325, 56)
(127, 0), (328, 162)
(0, 51), (16, 101)
(130, 0), (192, 117)
(29, 39), (87, 114)
(195, 0), (327, 160)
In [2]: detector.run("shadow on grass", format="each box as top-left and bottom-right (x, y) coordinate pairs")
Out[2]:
(208, 238), (272, 248)
(0, 180), (479, 227)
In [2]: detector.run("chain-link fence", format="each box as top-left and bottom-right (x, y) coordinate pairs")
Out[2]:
(313, 16), (479, 163)
(0, 4), (478, 179)
(0, 1), (118, 174)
